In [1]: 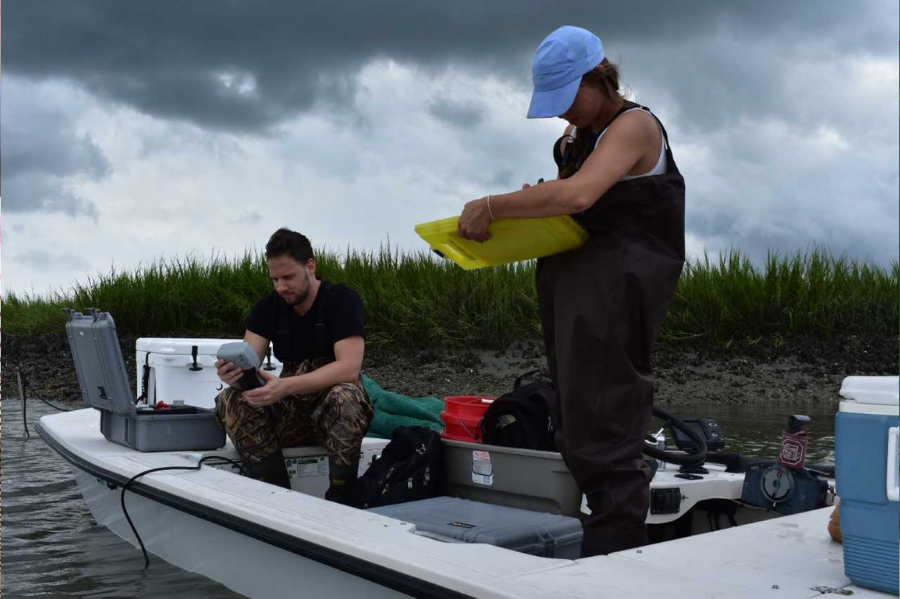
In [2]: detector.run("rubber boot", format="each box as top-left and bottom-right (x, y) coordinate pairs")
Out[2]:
(324, 458), (359, 505)
(246, 451), (291, 490)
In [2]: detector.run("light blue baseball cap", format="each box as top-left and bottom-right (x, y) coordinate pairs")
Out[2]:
(527, 26), (605, 119)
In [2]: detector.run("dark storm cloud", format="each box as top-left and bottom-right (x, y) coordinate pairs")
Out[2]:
(3, 0), (897, 273)
(427, 98), (486, 129)
(1, 80), (108, 216)
(6, 1), (894, 133)
(3, 173), (99, 217)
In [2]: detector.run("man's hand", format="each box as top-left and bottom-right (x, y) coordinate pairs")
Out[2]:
(242, 370), (286, 406)
(216, 359), (244, 389)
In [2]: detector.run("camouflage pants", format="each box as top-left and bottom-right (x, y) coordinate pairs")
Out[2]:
(215, 359), (373, 467)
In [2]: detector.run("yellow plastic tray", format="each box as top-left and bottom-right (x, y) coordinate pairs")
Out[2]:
(415, 215), (589, 270)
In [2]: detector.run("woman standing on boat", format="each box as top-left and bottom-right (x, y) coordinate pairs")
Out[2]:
(457, 25), (685, 557)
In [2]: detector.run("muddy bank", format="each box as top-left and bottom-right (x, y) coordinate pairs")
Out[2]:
(3, 333), (896, 405)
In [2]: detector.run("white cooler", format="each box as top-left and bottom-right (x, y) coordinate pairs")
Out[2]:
(136, 338), (283, 410)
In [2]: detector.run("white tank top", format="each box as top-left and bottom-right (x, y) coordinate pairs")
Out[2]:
(570, 107), (668, 180)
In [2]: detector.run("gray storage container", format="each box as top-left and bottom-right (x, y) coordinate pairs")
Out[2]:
(442, 439), (583, 516)
(371, 497), (583, 559)
(66, 309), (225, 452)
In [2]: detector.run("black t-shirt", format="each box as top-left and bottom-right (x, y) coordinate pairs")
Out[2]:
(247, 281), (365, 363)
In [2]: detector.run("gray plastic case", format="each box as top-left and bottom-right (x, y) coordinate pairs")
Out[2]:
(66, 310), (225, 452)
(441, 439), (583, 516)
(370, 497), (583, 559)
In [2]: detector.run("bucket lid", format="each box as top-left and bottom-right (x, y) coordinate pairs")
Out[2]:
(839, 376), (899, 406)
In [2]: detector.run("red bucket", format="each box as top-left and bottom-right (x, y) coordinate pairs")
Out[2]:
(441, 396), (495, 443)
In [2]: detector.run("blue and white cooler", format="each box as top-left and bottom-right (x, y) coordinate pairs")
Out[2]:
(835, 375), (899, 595)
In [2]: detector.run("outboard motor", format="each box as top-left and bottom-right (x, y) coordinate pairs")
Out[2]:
(741, 415), (829, 515)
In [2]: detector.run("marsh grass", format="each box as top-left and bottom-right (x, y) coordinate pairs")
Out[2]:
(5, 247), (897, 349)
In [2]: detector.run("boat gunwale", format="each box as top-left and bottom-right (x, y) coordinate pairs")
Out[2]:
(35, 418), (475, 599)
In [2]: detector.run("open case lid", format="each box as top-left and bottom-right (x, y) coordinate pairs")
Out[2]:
(839, 376), (899, 406)
(65, 309), (135, 416)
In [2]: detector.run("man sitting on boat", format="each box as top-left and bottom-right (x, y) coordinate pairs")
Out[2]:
(215, 227), (373, 504)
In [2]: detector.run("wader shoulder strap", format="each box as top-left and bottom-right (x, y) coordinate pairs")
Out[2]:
(557, 103), (636, 176)
(314, 282), (334, 358)
(626, 102), (680, 175)
(599, 100), (642, 137)
(275, 299), (293, 362)
(651, 113), (679, 173)
(600, 101), (681, 174)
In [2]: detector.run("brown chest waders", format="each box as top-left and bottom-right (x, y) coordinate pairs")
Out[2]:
(538, 103), (686, 557)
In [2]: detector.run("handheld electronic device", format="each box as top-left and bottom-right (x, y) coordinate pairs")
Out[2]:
(216, 341), (265, 391)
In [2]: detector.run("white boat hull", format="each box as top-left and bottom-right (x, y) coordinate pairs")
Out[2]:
(72, 467), (407, 598)
(40, 409), (889, 599)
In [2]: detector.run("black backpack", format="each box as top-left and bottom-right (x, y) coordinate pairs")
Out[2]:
(480, 371), (564, 452)
(351, 426), (444, 509)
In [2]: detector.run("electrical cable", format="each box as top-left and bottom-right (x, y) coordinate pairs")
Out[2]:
(17, 369), (75, 439)
(643, 406), (709, 466)
(18, 369), (30, 438)
(36, 398), (74, 412)
(120, 455), (246, 568)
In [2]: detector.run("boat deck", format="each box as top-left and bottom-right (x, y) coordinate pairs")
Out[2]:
(38, 408), (890, 598)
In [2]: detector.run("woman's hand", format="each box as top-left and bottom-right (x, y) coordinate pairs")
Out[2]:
(242, 370), (285, 406)
(457, 197), (493, 242)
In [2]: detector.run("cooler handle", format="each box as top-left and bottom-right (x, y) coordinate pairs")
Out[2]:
(887, 427), (899, 502)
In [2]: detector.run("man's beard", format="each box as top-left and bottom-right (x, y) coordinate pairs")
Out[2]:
(283, 287), (309, 306)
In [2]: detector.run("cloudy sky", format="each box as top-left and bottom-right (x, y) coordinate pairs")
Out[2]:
(3, 1), (898, 297)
